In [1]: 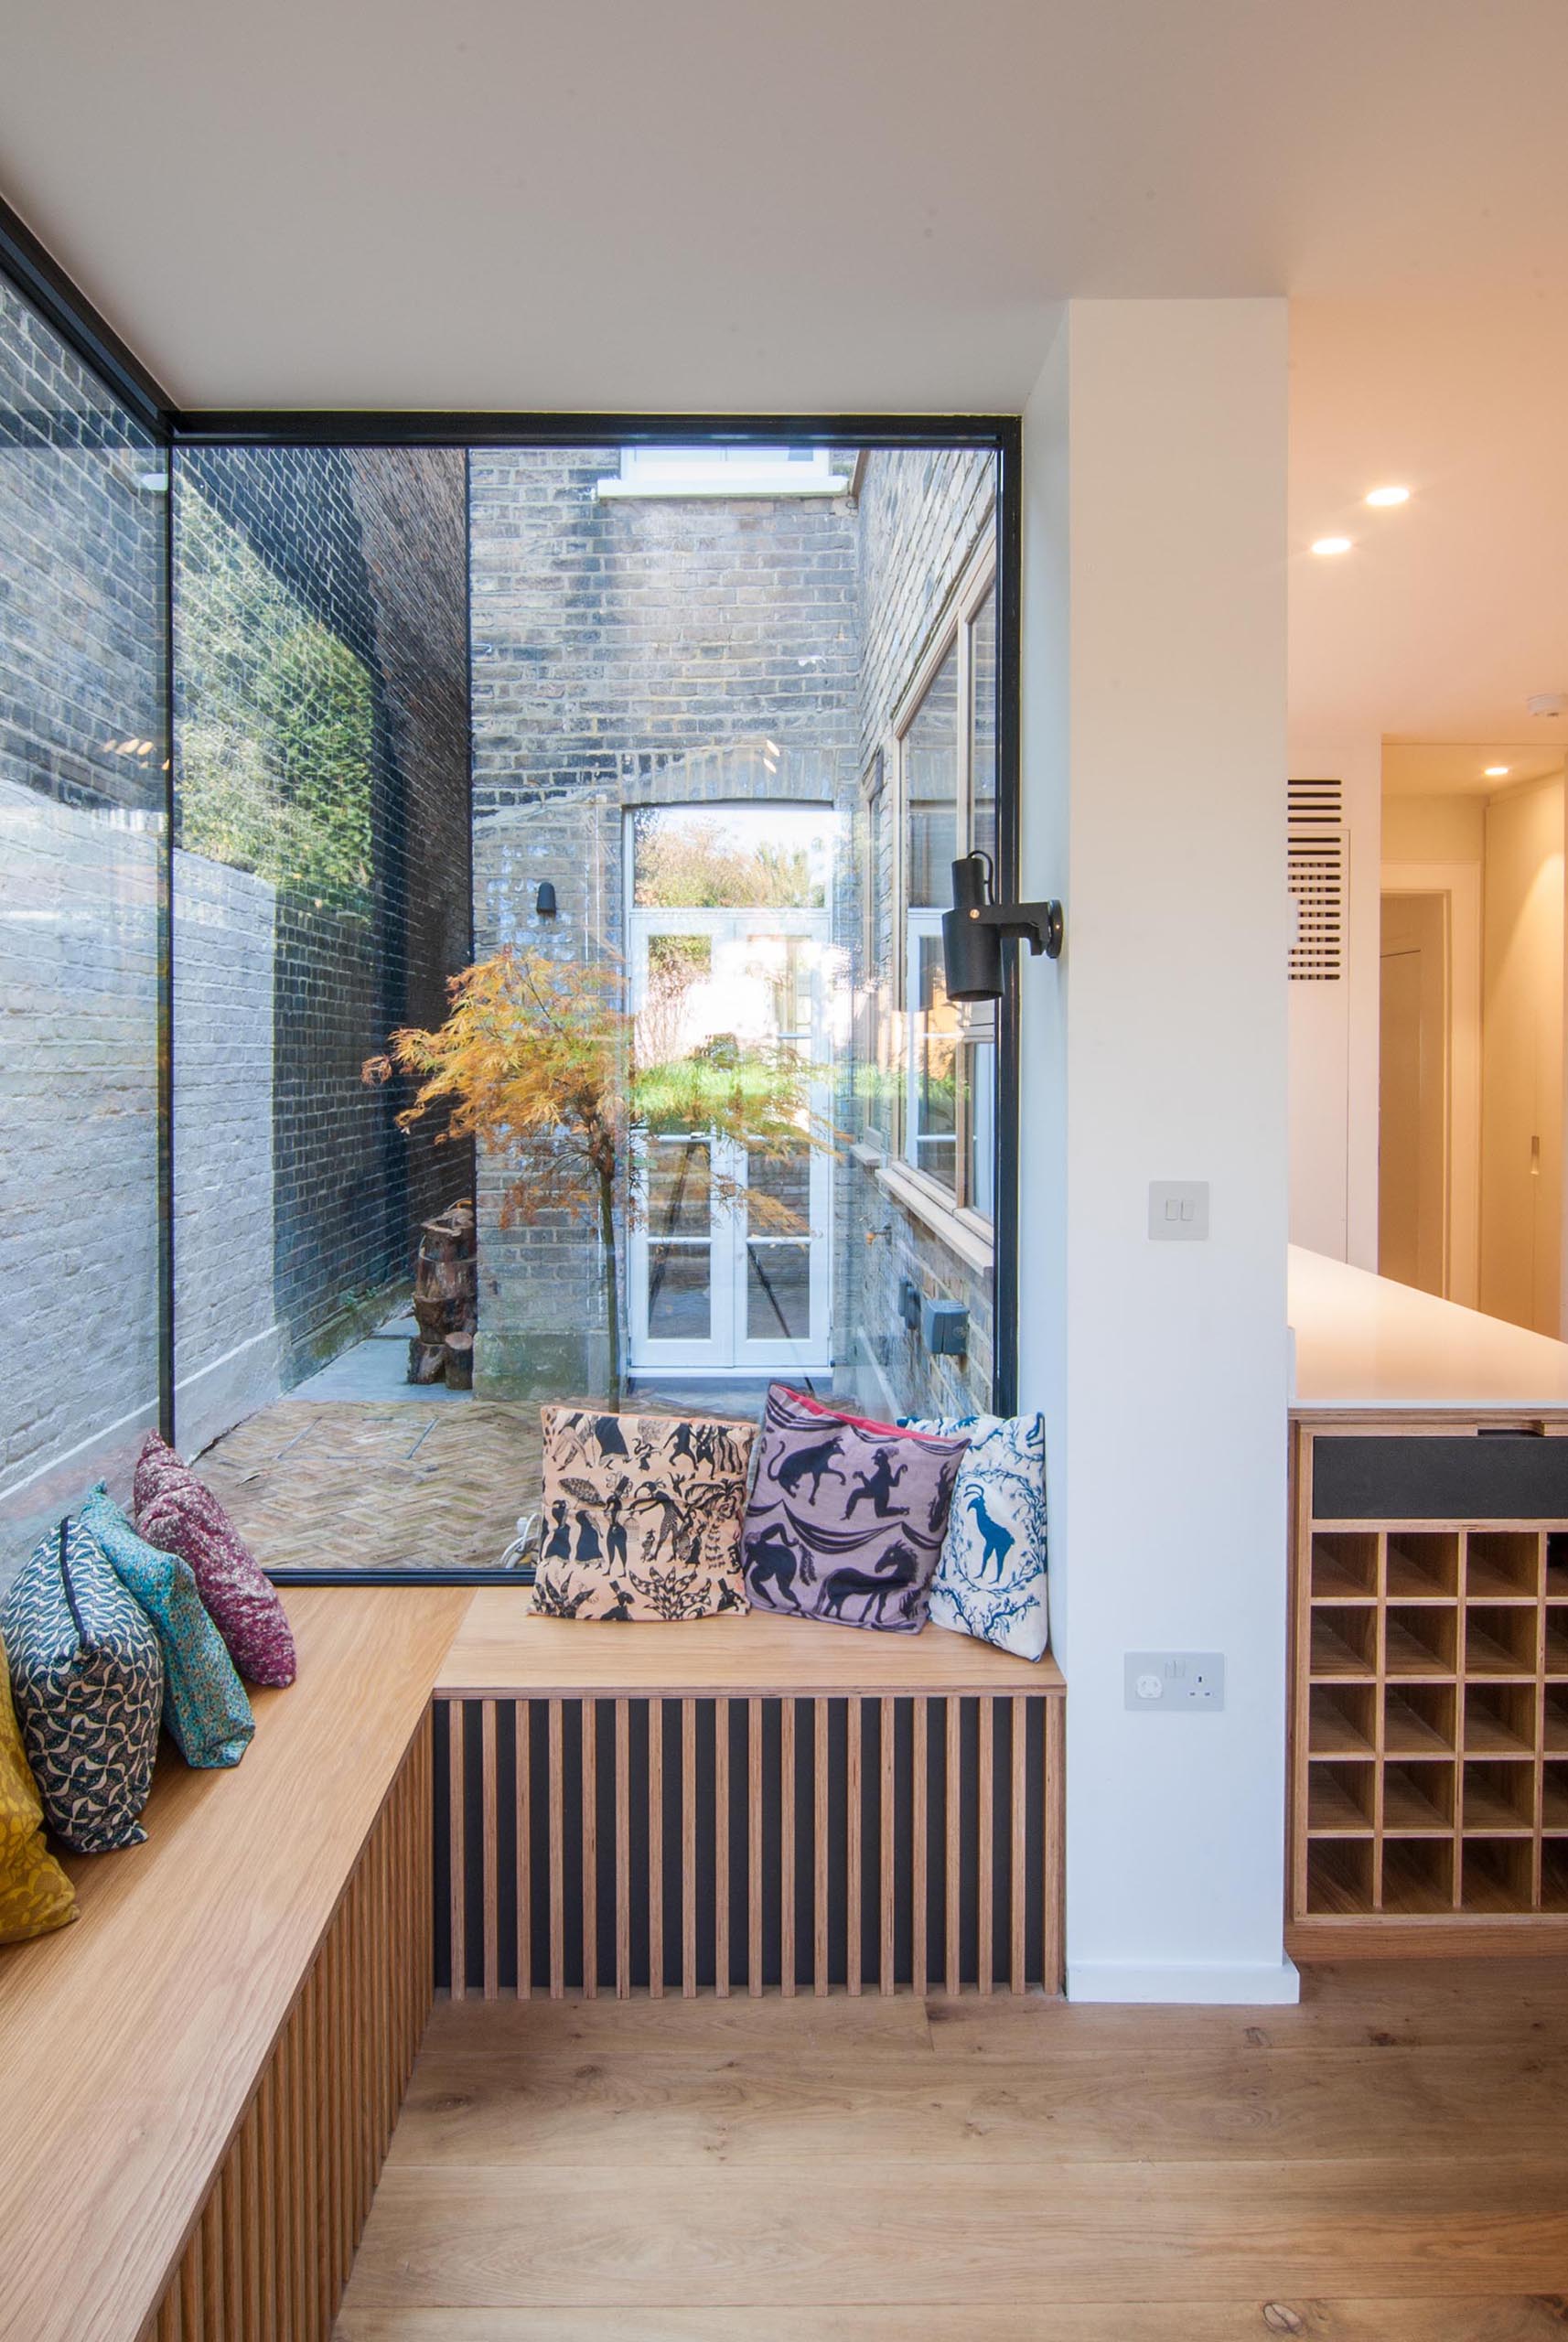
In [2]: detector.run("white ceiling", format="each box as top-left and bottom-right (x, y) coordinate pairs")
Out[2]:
(1289, 295), (1568, 747)
(1383, 745), (1568, 800)
(6, 2), (1568, 748)
(5, 0), (1568, 414)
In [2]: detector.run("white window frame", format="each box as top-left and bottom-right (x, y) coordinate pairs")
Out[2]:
(889, 532), (999, 1241)
(596, 446), (851, 500)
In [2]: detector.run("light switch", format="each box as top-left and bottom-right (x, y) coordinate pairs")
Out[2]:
(1148, 1180), (1209, 1241)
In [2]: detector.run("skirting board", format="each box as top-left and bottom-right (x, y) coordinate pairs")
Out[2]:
(1068, 1957), (1301, 2006)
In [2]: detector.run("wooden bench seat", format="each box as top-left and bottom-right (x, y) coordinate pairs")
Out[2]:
(0, 1586), (466, 2342)
(0, 1584), (1065, 2341)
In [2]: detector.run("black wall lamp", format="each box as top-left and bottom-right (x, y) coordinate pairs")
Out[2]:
(535, 880), (557, 919)
(940, 852), (1063, 1004)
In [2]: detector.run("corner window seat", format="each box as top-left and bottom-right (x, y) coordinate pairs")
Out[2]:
(0, 1590), (1063, 2341)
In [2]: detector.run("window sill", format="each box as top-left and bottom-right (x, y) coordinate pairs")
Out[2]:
(595, 476), (851, 501)
(873, 1161), (995, 1273)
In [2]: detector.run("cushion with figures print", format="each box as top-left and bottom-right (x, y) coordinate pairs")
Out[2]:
(0, 1638), (76, 1943)
(0, 1515), (164, 1853)
(742, 1385), (969, 1634)
(133, 1433), (296, 1688)
(902, 1412), (1049, 1660)
(81, 1485), (255, 1768)
(532, 1407), (757, 1621)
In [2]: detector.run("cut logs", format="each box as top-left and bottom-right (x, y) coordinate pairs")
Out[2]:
(407, 1201), (477, 1385)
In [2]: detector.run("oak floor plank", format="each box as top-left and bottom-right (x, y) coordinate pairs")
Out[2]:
(336, 2305), (1568, 2342)
(387, 2040), (1568, 2167)
(339, 2157), (1568, 2306)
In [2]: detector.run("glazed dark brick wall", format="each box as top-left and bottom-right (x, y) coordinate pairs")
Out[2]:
(175, 446), (472, 1378)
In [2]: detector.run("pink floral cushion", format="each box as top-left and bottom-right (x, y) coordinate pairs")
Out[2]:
(133, 1433), (296, 1688)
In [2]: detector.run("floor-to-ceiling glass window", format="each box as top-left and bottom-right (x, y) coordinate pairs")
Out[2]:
(0, 272), (167, 1585)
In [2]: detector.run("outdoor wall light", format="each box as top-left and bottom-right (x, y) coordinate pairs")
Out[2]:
(535, 881), (558, 919)
(940, 852), (1063, 1003)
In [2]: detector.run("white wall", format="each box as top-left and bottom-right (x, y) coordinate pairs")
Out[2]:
(1286, 735), (1380, 1268)
(1020, 299), (1295, 2004)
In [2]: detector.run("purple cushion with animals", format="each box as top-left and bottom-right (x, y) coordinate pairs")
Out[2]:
(741, 1386), (969, 1633)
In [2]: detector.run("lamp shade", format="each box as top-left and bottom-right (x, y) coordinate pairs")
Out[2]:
(941, 854), (1004, 1002)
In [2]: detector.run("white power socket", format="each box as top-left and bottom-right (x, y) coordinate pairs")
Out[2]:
(1124, 1651), (1225, 1711)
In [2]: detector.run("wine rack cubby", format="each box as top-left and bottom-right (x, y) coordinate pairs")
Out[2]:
(1291, 1420), (1568, 1953)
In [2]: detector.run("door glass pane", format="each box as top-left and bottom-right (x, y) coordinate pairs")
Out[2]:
(647, 1244), (712, 1339)
(906, 644), (960, 908)
(915, 929), (959, 1191)
(633, 805), (832, 908)
(968, 1038), (996, 1219)
(971, 583), (997, 871)
(743, 932), (815, 1046)
(746, 1241), (811, 1340)
(747, 1140), (811, 1231)
(638, 933), (714, 1071)
(647, 1139), (710, 1236)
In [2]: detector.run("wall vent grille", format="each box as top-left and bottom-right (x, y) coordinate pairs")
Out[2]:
(1289, 777), (1345, 982)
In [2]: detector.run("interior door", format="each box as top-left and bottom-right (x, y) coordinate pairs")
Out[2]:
(1379, 890), (1449, 1296)
(628, 910), (832, 1373)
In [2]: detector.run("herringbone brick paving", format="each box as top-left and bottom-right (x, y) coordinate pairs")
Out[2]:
(197, 1402), (543, 1574)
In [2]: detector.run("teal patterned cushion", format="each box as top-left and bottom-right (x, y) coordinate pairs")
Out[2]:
(0, 1517), (164, 1852)
(80, 1487), (254, 1770)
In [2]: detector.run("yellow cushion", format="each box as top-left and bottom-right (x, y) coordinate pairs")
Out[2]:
(0, 1638), (76, 1945)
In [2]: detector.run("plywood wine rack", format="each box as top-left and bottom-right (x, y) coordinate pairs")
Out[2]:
(1290, 1419), (1568, 1955)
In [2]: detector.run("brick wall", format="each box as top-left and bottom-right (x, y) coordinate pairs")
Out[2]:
(839, 448), (1000, 1422)
(469, 448), (860, 1393)
(0, 278), (166, 1576)
(174, 445), (473, 1388)
(172, 847), (280, 1453)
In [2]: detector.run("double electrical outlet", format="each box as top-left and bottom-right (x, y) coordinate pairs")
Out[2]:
(1124, 1651), (1225, 1711)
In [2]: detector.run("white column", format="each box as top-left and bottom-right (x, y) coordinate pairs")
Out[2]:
(1019, 300), (1295, 2003)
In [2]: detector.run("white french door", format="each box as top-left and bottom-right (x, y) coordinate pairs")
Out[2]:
(628, 908), (833, 1374)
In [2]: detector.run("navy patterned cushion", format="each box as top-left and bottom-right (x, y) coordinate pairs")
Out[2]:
(0, 1517), (164, 1853)
(742, 1386), (970, 1634)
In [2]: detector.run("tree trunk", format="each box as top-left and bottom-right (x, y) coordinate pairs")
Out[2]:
(598, 1166), (622, 1410)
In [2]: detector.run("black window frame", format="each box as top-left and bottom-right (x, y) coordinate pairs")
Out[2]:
(0, 195), (1023, 1585)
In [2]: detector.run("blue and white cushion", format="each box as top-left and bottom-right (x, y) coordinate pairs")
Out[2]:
(901, 1413), (1048, 1660)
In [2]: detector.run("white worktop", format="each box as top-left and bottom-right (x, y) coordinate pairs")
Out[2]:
(1288, 1244), (1568, 1414)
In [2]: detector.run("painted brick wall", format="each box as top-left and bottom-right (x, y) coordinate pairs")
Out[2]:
(469, 447), (860, 1392)
(172, 848), (280, 1453)
(0, 278), (166, 1577)
(175, 445), (473, 1386)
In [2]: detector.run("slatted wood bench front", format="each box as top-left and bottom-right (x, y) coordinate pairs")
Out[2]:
(435, 1595), (1067, 2000)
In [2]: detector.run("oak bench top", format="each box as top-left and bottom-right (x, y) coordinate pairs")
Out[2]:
(435, 1590), (1064, 1699)
(0, 1585), (467, 2342)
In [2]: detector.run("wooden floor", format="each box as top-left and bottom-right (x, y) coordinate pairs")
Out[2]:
(334, 1961), (1568, 2339)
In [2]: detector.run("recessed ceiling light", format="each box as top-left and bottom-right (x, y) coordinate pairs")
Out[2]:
(1485, 765), (1510, 778)
(1365, 485), (1410, 507)
(1311, 536), (1353, 556)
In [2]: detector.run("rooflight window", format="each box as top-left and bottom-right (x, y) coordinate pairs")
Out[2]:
(596, 445), (850, 500)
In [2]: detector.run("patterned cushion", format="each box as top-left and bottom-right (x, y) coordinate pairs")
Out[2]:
(532, 1408), (757, 1621)
(742, 1386), (969, 1634)
(0, 1517), (164, 1853)
(81, 1486), (255, 1769)
(0, 1639), (76, 1943)
(133, 1434), (296, 1688)
(904, 1413), (1049, 1660)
